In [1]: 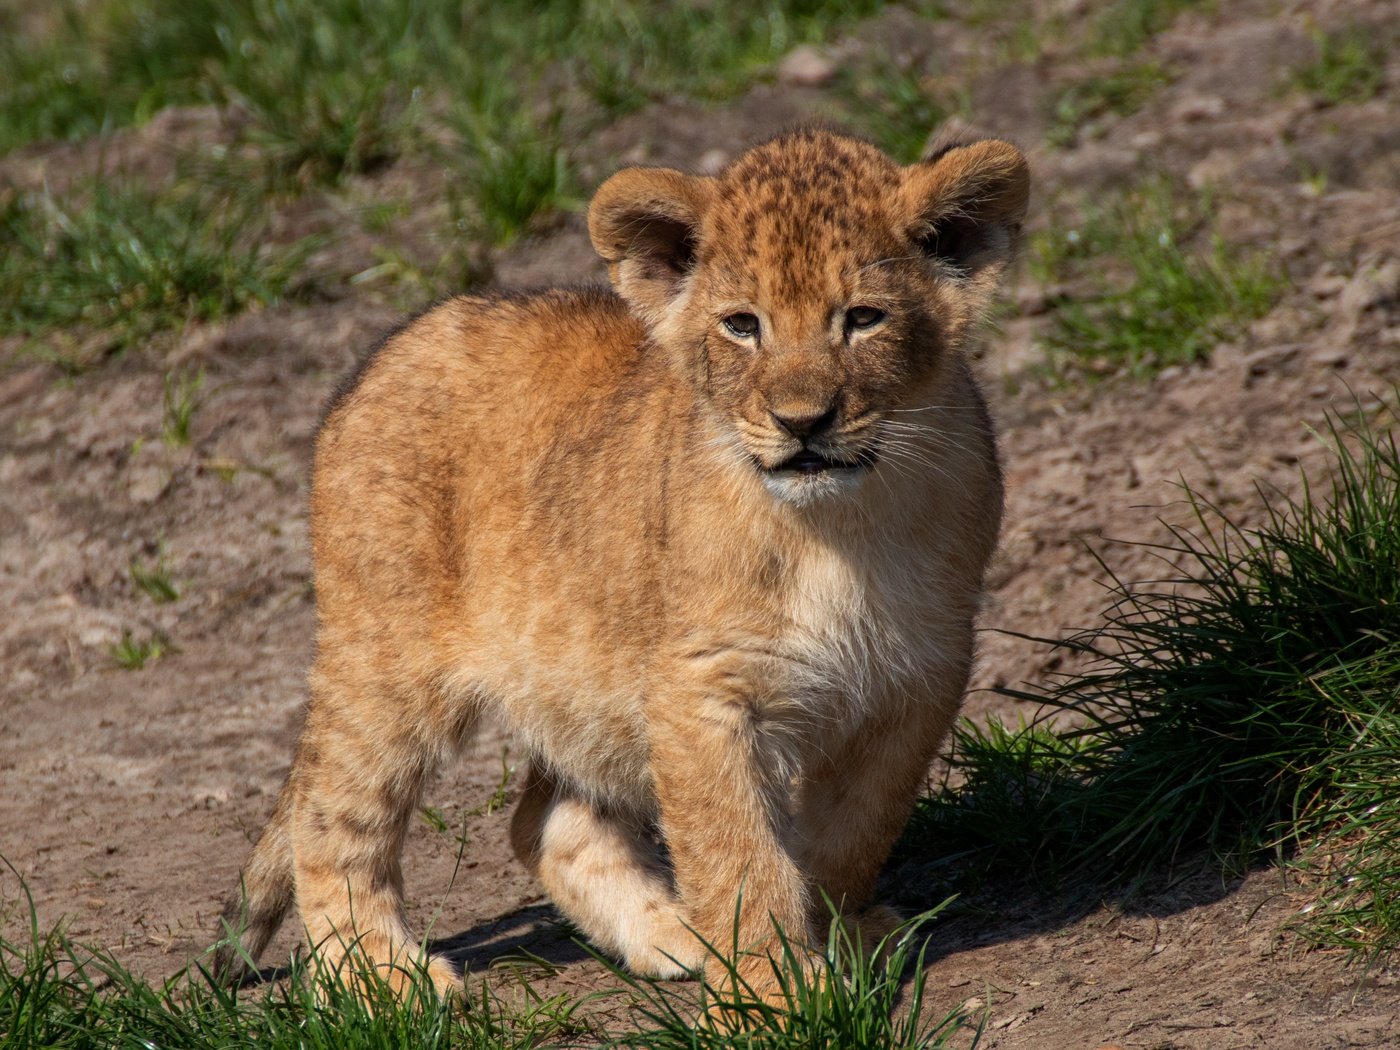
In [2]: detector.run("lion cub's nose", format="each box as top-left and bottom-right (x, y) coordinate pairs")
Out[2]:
(769, 404), (837, 441)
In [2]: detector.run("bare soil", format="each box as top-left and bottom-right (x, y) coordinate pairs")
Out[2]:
(4, 1), (1400, 1046)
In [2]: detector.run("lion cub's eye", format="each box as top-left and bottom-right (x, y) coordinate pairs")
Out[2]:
(845, 306), (886, 331)
(722, 312), (760, 339)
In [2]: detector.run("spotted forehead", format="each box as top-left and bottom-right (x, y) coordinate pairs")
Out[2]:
(703, 132), (906, 301)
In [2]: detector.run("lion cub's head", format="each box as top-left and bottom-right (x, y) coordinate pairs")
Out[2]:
(588, 129), (1028, 506)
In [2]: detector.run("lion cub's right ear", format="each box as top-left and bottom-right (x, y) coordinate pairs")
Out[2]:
(588, 167), (716, 329)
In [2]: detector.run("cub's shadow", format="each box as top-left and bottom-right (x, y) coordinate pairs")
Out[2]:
(428, 849), (1251, 978)
(430, 904), (593, 974)
(877, 850), (1253, 970)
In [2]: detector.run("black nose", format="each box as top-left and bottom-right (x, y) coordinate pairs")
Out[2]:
(769, 404), (838, 441)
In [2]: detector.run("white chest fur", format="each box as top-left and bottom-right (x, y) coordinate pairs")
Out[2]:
(773, 525), (959, 727)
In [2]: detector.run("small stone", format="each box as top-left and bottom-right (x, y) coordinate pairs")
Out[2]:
(1308, 272), (1348, 299)
(1169, 94), (1225, 121)
(1338, 259), (1400, 317)
(696, 149), (730, 176)
(1243, 343), (1301, 376)
(777, 45), (837, 87)
(128, 464), (169, 504)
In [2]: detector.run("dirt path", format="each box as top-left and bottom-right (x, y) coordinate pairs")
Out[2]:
(4, 0), (1400, 1045)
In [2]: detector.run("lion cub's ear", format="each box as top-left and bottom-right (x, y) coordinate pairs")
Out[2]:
(588, 167), (716, 328)
(901, 139), (1030, 297)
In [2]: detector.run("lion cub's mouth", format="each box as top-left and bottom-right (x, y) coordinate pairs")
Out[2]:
(765, 447), (880, 476)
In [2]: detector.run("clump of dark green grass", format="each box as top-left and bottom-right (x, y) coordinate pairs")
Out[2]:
(1045, 61), (1174, 148)
(0, 181), (308, 365)
(446, 97), (578, 247)
(904, 403), (1400, 960)
(1032, 179), (1281, 379)
(1288, 24), (1388, 106)
(0, 890), (587, 1049)
(0, 2), (228, 154)
(615, 904), (981, 1049)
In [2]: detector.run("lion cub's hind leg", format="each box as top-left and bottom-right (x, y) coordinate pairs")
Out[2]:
(287, 665), (466, 1000)
(511, 763), (706, 979)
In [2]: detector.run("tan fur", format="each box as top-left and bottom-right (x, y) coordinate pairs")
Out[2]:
(215, 129), (1029, 1002)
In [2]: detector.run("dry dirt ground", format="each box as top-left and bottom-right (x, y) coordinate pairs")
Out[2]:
(4, 1), (1400, 1046)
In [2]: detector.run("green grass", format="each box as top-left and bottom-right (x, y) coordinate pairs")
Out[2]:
(0, 1), (883, 173)
(1032, 179), (1282, 379)
(903, 403), (1400, 960)
(1, 885), (983, 1048)
(163, 369), (206, 446)
(447, 99), (578, 247)
(130, 550), (180, 603)
(1045, 61), (1174, 148)
(109, 630), (170, 669)
(0, 180), (308, 366)
(0, 0), (894, 334)
(615, 906), (981, 1049)
(836, 56), (966, 164)
(0, 894), (588, 1049)
(1089, 0), (1210, 56)
(566, 0), (884, 115)
(1289, 25), (1388, 106)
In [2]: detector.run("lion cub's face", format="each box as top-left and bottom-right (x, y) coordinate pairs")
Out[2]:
(589, 130), (1028, 506)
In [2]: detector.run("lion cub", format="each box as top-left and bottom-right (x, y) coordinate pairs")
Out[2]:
(216, 128), (1027, 1000)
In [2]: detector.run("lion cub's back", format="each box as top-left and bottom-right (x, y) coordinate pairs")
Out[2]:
(309, 288), (651, 651)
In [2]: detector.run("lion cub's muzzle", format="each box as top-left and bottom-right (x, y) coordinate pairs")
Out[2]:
(756, 403), (880, 477)
(768, 445), (881, 476)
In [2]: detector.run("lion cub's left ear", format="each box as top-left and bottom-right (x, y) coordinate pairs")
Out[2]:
(588, 167), (716, 329)
(901, 139), (1030, 297)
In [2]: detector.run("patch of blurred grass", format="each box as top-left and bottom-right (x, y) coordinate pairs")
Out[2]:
(0, 179), (311, 368)
(1, 1), (884, 179)
(1031, 179), (1282, 380)
(1045, 61), (1174, 148)
(0, 0), (893, 324)
(834, 55), (967, 164)
(1089, 0), (1209, 56)
(1288, 24), (1388, 106)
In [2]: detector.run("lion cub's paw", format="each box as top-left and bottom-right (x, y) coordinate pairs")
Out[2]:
(841, 904), (910, 963)
(700, 947), (832, 1029)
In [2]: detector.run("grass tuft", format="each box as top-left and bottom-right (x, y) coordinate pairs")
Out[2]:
(130, 550), (180, 603)
(448, 100), (577, 246)
(836, 56), (966, 165)
(0, 180), (308, 362)
(1033, 179), (1282, 379)
(109, 630), (170, 669)
(0, 883), (588, 1049)
(162, 369), (206, 446)
(1089, 0), (1208, 56)
(1045, 61), (1174, 149)
(614, 904), (981, 1049)
(1289, 24), (1388, 106)
(904, 402), (1400, 959)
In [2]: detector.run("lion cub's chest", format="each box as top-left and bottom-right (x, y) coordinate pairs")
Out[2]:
(768, 534), (948, 719)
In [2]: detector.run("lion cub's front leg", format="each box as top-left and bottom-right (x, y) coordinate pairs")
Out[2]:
(647, 659), (815, 1003)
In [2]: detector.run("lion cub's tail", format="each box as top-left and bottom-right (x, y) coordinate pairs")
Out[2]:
(210, 788), (295, 984)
